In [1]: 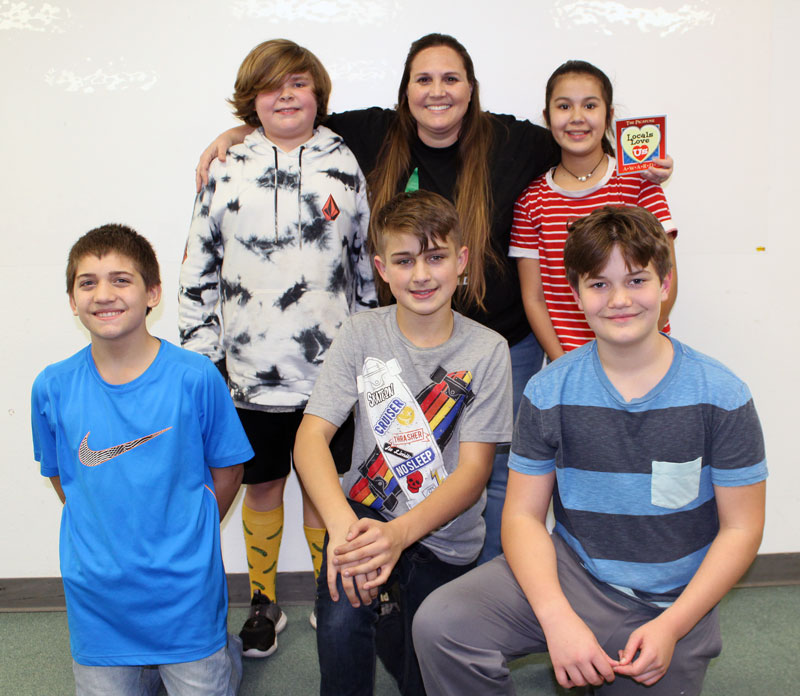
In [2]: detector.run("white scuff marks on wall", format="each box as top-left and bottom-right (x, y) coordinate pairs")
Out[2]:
(552, 0), (715, 36)
(45, 59), (157, 93)
(327, 59), (390, 83)
(231, 0), (399, 24)
(0, 0), (69, 32)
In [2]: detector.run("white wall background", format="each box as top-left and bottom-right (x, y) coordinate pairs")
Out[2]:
(2, 0), (797, 578)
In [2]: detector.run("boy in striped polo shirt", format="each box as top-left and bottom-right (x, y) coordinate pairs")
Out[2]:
(414, 205), (767, 696)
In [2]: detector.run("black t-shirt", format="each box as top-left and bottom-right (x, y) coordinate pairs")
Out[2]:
(325, 108), (560, 344)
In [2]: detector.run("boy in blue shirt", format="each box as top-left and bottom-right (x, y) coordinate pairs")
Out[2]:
(31, 224), (253, 695)
(414, 206), (767, 695)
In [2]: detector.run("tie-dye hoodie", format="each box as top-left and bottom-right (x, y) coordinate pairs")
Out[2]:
(179, 125), (377, 409)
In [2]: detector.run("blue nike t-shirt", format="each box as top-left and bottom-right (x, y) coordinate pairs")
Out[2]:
(31, 340), (253, 666)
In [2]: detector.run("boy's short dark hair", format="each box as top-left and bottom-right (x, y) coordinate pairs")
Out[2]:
(563, 206), (672, 289)
(66, 224), (161, 312)
(228, 39), (332, 129)
(370, 190), (461, 257)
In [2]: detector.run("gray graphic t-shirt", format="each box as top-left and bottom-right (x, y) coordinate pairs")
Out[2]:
(305, 306), (512, 564)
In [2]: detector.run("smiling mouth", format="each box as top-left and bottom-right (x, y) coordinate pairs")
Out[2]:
(426, 104), (451, 111)
(410, 288), (437, 299)
(95, 310), (123, 318)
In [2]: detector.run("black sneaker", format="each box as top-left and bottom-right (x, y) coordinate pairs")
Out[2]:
(239, 590), (287, 658)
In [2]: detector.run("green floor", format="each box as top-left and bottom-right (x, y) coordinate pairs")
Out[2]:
(2, 586), (798, 694)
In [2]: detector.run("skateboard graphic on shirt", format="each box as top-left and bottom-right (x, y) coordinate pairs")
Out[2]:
(350, 358), (474, 512)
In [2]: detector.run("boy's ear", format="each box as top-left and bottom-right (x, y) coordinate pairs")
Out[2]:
(456, 245), (469, 276)
(570, 284), (584, 312)
(660, 270), (672, 302)
(68, 292), (78, 316)
(373, 255), (389, 283)
(147, 284), (162, 310)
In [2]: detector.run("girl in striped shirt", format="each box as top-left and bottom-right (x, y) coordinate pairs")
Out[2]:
(509, 61), (678, 359)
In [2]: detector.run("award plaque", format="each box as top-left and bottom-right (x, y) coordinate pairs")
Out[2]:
(615, 115), (666, 173)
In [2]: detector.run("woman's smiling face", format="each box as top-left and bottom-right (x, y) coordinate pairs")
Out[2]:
(406, 46), (473, 147)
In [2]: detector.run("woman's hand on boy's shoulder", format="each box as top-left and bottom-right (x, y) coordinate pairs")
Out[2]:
(195, 125), (254, 191)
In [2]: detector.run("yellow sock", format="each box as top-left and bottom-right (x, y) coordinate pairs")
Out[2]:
(242, 503), (283, 601)
(304, 525), (326, 581)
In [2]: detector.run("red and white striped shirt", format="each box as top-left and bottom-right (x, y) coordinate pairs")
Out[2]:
(510, 158), (676, 351)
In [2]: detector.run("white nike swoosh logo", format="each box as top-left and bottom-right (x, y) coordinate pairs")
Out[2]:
(78, 427), (172, 467)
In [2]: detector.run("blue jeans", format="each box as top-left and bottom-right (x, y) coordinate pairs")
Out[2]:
(316, 500), (473, 696)
(478, 332), (544, 564)
(72, 634), (243, 696)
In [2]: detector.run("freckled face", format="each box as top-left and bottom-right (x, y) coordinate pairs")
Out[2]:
(406, 46), (473, 147)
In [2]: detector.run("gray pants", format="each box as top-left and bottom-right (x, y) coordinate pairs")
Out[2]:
(413, 535), (721, 695)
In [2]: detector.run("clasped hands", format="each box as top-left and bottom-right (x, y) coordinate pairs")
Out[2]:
(326, 516), (407, 608)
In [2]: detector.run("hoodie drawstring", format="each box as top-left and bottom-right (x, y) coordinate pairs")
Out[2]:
(297, 146), (304, 249)
(272, 145), (305, 247)
(273, 147), (279, 243)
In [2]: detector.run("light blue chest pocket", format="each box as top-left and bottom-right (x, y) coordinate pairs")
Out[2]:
(651, 457), (702, 509)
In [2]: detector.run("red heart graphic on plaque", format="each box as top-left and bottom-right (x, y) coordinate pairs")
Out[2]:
(621, 125), (661, 162)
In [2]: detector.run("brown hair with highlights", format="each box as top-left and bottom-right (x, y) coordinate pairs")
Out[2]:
(563, 206), (672, 289)
(228, 39), (331, 129)
(67, 223), (161, 314)
(372, 190), (461, 258)
(367, 33), (495, 311)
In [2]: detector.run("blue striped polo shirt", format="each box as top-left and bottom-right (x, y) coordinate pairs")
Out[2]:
(509, 336), (767, 605)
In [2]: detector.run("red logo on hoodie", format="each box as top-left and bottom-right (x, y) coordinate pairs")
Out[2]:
(323, 194), (340, 221)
